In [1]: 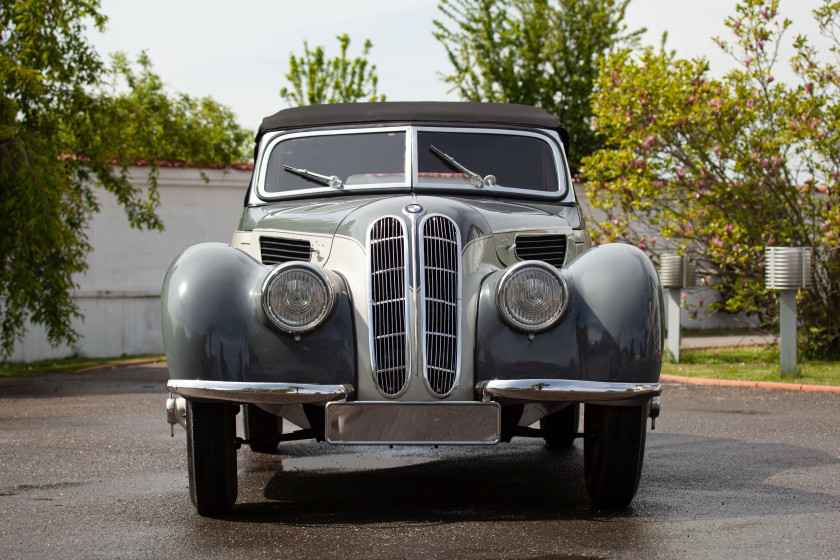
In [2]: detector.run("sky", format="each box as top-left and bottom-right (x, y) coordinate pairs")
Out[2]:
(87, 0), (831, 131)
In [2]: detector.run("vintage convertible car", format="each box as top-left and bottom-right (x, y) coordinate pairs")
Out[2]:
(163, 102), (663, 516)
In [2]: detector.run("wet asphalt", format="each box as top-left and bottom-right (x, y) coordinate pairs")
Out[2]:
(0, 364), (838, 559)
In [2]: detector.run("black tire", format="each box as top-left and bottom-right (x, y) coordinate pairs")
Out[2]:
(540, 403), (580, 448)
(186, 400), (237, 517)
(243, 404), (282, 453)
(583, 403), (647, 508)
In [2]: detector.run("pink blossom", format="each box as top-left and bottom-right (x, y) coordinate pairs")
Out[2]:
(679, 169), (687, 179)
(725, 224), (733, 235)
(767, 75), (775, 84)
(642, 135), (656, 149)
(691, 308), (699, 319)
(698, 298), (705, 308)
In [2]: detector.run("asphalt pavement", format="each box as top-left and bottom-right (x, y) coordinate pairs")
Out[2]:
(1, 364), (839, 559)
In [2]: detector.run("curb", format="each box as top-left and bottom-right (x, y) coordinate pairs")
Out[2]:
(661, 373), (840, 393)
(75, 358), (166, 373)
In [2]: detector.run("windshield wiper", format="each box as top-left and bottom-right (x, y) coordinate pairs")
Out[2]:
(428, 145), (496, 189)
(283, 164), (344, 190)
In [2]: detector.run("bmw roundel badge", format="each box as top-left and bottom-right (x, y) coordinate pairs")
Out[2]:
(405, 203), (423, 214)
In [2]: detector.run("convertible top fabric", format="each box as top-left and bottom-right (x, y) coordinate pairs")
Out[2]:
(257, 102), (569, 153)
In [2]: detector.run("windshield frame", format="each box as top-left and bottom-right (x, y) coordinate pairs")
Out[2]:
(254, 125), (569, 202)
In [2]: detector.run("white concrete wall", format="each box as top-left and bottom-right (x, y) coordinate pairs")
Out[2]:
(10, 166), (251, 361)
(12, 174), (746, 362)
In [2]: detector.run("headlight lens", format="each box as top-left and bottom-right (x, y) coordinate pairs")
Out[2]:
(262, 264), (335, 333)
(497, 261), (568, 332)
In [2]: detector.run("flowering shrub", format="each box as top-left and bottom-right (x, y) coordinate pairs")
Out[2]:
(582, 0), (840, 357)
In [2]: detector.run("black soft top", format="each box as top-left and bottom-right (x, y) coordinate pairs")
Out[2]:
(257, 102), (569, 153)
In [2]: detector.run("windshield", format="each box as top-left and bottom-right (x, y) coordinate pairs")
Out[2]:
(417, 131), (559, 192)
(258, 127), (563, 198)
(264, 130), (407, 194)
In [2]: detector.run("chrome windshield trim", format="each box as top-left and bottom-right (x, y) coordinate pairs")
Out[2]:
(255, 126), (571, 201)
(477, 379), (663, 402)
(166, 379), (352, 405)
(255, 126), (411, 200)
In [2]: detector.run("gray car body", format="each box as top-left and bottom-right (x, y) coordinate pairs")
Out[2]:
(162, 102), (663, 445)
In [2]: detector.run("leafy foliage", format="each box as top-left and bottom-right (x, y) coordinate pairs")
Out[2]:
(433, 0), (642, 174)
(0, 0), (251, 357)
(582, 0), (840, 357)
(279, 34), (385, 106)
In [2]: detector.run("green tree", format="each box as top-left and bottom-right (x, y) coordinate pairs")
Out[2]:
(581, 0), (840, 358)
(279, 33), (385, 106)
(0, 0), (251, 357)
(433, 0), (642, 174)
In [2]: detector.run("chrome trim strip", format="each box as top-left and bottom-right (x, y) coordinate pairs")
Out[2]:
(325, 401), (501, 445)
(418, 214), (462, 397)
(166, 379), (352, 405)
(477, 379), (663, 402)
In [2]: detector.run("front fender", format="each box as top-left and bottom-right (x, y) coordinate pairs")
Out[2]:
(475, 243), (663, 384)
(161, 242), (355, 385)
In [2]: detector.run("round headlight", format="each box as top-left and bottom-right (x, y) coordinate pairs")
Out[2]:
(497, 261), (568, 332)
(262, 264), (335, 333)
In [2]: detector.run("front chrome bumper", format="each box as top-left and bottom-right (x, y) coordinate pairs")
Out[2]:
(165, 378), (662, 436)
(166, 379), (353, 405)
(476, 379), (662, 402)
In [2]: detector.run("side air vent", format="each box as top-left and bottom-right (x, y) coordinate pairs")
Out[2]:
(260, 236), (312, 265)
(514, 234), (567, 268)
(369, 217), (409, 396)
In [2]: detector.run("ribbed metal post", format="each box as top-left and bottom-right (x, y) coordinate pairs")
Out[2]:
(666, 288), (681, 363)
(779, 290), (797, 377)
(659, 254), (695, 363)
(765, 247), (811, 379)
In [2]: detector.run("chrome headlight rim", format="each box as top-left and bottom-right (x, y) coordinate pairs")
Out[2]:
(261, 262), (337, 334)
(496, 260), (569, 333)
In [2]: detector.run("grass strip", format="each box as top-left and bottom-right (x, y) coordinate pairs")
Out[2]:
(663, 345), (840, 387)
(0, 355), (165, 377)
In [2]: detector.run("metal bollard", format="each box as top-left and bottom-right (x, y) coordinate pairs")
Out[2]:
(765, 247), (812, 377)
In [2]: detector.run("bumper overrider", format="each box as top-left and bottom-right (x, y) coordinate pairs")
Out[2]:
(166, 378), (662, 444)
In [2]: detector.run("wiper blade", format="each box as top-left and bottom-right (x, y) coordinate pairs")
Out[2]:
(283, 165), (344, 190)
(428, 145), (496, 189)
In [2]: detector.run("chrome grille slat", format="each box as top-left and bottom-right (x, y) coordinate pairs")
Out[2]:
(420, 215), (460, 397)
(369, 217), (409, 396)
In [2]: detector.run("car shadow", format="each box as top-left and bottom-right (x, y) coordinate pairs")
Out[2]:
(226, 432), (840, 525)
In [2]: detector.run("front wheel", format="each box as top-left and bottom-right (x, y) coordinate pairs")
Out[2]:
(583, 403), (648, 508)
(186, 400), (238, 516)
